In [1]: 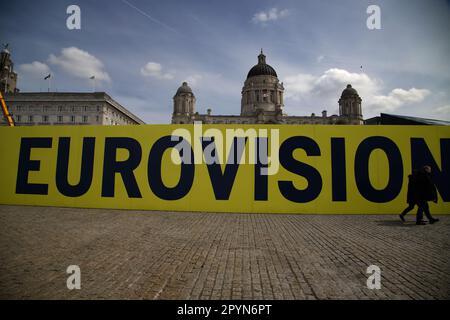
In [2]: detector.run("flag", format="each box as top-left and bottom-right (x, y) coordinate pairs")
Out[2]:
(44, 74), (51, 80)
(90, 75), (95, 80)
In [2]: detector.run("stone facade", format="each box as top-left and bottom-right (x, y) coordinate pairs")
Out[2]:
(2, 92), (145, 126)
(172, 51), (364, 125)
(1, 48), (144, 126)
(0, 47), (19, 94)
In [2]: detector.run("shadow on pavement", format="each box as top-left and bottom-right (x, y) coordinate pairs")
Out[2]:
(375, 220), (418, 228)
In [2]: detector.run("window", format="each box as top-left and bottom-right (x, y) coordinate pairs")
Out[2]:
(71, 116), (75, 122)
(83, 116), (88, 123)
(84, 106), (88, 112)
(43, 115), (49, 122)
(96, 106), (101, 112)
(71, 106), (76, 112)
(58, 116), (63, 123)
(28, 115), (33, 122)
(16, 115), (21, 122)
(96, 115), (100, 122)
(58, 106), (63, 112)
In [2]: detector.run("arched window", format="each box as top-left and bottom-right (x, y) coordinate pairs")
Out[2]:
(263, 90), (268, 102)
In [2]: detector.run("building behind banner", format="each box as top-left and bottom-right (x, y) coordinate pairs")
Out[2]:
(3, 92), (145, 126)
(172, 51), (363, 125)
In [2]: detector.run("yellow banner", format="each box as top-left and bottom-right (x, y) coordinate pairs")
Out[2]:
(0, 124), (449, 214)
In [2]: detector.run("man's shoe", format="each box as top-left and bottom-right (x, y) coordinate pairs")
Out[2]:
(399, 214), (405, 222)
(416, 221), (427, 225)
(429, 218), (440, 224)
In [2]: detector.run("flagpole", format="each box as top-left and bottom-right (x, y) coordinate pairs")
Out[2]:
(44, 74), (52, 92)
(90, 76), (96, 92)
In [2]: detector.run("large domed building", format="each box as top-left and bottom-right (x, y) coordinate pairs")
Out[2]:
(171, 50), (363, 125)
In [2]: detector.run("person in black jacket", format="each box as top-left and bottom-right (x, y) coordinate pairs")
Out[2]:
(415, 165), (440, 225)
(399, 169), (419, 222)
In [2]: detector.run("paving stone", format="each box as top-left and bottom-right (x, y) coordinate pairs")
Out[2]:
(0, 205), (448, 299)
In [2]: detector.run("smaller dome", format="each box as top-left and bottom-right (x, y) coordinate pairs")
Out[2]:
(176, 82), (193, 95)
(1, 44), (10, 55)
(341, 84), (359, 98)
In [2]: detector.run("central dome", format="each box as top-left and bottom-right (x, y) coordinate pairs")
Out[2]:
(246, 50), (278, 79)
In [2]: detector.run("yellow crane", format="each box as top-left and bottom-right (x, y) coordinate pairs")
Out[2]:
(1, 90), (15, 126)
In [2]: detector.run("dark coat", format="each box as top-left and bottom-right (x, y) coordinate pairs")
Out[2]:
(415, 171), (438, 202)
(406, 173), (419, 204)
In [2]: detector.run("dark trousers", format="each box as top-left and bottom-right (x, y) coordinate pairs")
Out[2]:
(416, 201), (433, 222)
(401, 203), (416, 216)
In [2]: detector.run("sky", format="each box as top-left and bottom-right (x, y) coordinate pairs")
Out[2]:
(1, 0), (449, 123)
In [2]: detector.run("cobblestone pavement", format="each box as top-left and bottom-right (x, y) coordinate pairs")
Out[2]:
(0, 205), (449, 300)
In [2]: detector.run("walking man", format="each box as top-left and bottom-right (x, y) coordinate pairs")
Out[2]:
(399, 169), (419, 222)
(415, 165), (440, 225)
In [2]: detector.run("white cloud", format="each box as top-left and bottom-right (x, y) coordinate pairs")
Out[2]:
(252, 8), (289, 24)
(48, 47), (111, 82)
(283, 68), (430, 117)
(18, 61), (51, 78)
(283, 73), (316, 96)
(434, 105), (450, 115)
(369, 88), (431, 112)
(390, 88), (431, 103)
(315, 69), (380, 98)
(284, 68), (379, 101)
(140, 62), (174, 80)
